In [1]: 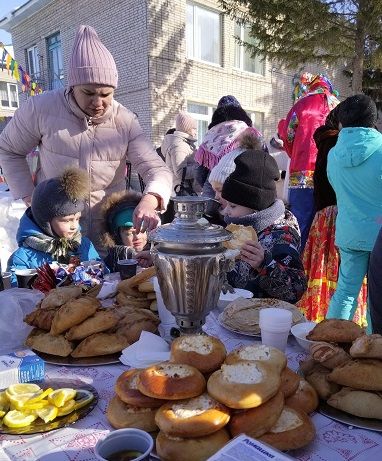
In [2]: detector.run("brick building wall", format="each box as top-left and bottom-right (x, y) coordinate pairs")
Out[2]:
(6, 0), (351, 147)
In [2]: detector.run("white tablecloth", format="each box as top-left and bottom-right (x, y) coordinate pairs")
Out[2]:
(0, 311), (381, 461)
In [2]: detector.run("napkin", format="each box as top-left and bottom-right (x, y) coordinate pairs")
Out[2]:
(97, 280), (118, 299)
(120, 331), (170, 367)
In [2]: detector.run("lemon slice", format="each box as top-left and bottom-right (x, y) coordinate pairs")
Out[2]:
(23, 399), (50, 411)
(48, 388), (76, 407)
(6, 383), (41, 396)
(3, 410), (37, 428)
(26, 388), (54, 404)
(7, 393), (36, 410)
(0, 391), (10, 412)
(56, 399), (76, 416)
(74, 390), (94, 411)
(0, 409), (6, 418)
(35, 404), (58, 423)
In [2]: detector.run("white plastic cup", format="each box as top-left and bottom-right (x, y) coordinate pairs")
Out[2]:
(1, 272), (12, 290)
(153, 276), (177, 340)
(259, 308), (293, 352)
(94, 428), (153, 461)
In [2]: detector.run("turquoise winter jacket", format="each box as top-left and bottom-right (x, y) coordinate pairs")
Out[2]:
(327, 127), (382, 251)
(7, 209), (101, 285)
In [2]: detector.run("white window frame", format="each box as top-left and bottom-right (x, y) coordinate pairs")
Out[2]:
(187, 101), (216, 145)
(0, 82), (19, 109)
(234, 22), (265, 76)
(186, 2), (222, 66)
(26, 45), (40, 78)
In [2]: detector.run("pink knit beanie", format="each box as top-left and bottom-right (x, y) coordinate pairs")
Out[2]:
(175, 111), (197, 135)
(68, 25), (118, 88)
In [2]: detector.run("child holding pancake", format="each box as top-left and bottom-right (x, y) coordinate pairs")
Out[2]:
(221, 150), (307, 303)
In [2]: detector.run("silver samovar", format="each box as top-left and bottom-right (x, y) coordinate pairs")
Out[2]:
(150, 196), (233, 334)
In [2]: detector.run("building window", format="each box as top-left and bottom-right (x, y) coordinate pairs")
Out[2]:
(187, 102), (216, 145)
(186, 3), (221, 65)
(46, 32), (64, 90)
(0, 82), (19, 109)
(234, 22), (265, 75)
(26, 45), (40, 79)
(249, 111), (264, 133)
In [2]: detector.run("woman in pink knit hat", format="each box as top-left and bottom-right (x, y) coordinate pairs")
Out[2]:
(0, 25), (172, 254)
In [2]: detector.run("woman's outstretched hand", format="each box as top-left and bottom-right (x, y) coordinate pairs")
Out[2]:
(133, 193), (161, 233)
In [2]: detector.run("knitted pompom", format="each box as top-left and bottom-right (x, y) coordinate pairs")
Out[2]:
(59, 167), (89, 201)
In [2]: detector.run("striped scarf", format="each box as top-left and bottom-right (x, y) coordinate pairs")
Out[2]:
(23, 231), (82, 263)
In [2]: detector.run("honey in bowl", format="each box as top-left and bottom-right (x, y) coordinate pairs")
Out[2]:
(107, 451), (143, 461)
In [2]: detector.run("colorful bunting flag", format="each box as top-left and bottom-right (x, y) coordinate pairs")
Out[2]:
(0, 42), (43, 96)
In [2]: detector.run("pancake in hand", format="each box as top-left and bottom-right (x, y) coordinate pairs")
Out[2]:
(224, 224), (258, 250)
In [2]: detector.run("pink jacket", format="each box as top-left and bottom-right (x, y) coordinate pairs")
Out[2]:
(278, 88), (338, 188)
(0, 89), (172, 249)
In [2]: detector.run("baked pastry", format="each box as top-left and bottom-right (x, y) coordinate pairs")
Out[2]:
(155, 393), (230, 437)
(310, 342), (351, 369)
(65, 310), (119, 340)
(106, 395), (157, 431)
(223, 224), (258, 250)
(114, 369), (164, 408)
(137, 363), (206, 400)
(24, 306), (59, 331)
(156, 428), (230, 461)
(327, 387), (382, 419)
(50, 297), (100, 335)
(122, 265), (156, 288)
(306, 319), (365, 343)
(328, 359), (382, 390)
(41, 285), (82, 309)
(170, 334), (226, 374)
(115, 292), (152, 309)
(71, 332), (129, 357)
(305, 363), (341, 400)
(116, 308), (159, 343)
(225, 344), (286, 373)
(147, 292), (157, 300)
(116, 280), (146, 298)
(350, 334), (382, 359)
(138, 281), (154, 293)
(229, 389), (284, 438)
(285, 378), (319, 414)
(280, 367), (300, 398)
(259, 406), (315, 451)
(207, 360), (280, 409)
(25, 328), (74, 357)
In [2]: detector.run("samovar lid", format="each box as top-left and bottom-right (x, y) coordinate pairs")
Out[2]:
(150, 196), (231, 244)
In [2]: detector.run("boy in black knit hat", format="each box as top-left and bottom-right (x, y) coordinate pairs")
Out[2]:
(8, 167), (101, 284)
(221, 150), (307, 303)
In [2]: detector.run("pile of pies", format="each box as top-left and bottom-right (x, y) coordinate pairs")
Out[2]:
(107, 335), (317, 460)
(24, 267), (159, 358)
(300, 319), (382, 420)
(219, 297), (305, 335)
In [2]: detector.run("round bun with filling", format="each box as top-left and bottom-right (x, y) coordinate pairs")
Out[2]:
(229, 389), (284, 438)
(207, 360), (280, 409)
(106, 395), (157, 431)
(155, 392), (230, 438)
(258, 406), (316, 450)
(279, 367), (300, 398)
(285, 378), (319, 414)
(225, 344), (286, 373)
(115, 369), (165, 408)
(170, 334), (226, 374)
(156, 428), (230, 461)
(138, 362), (206, 400)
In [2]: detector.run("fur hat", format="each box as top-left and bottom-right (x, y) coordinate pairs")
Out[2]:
(209, 132), (264, 187)
(68, 25), (118, 88)
(217, 95), (241, 109)
(175, 111), (197, 135)
(222, 150), (280, 211)
(339, 94), (377, 128)
(101, 190), (143, 247)
(31, 167), (89, 236)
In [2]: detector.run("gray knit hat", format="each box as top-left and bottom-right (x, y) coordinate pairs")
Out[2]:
(31, 167), (89, 236)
